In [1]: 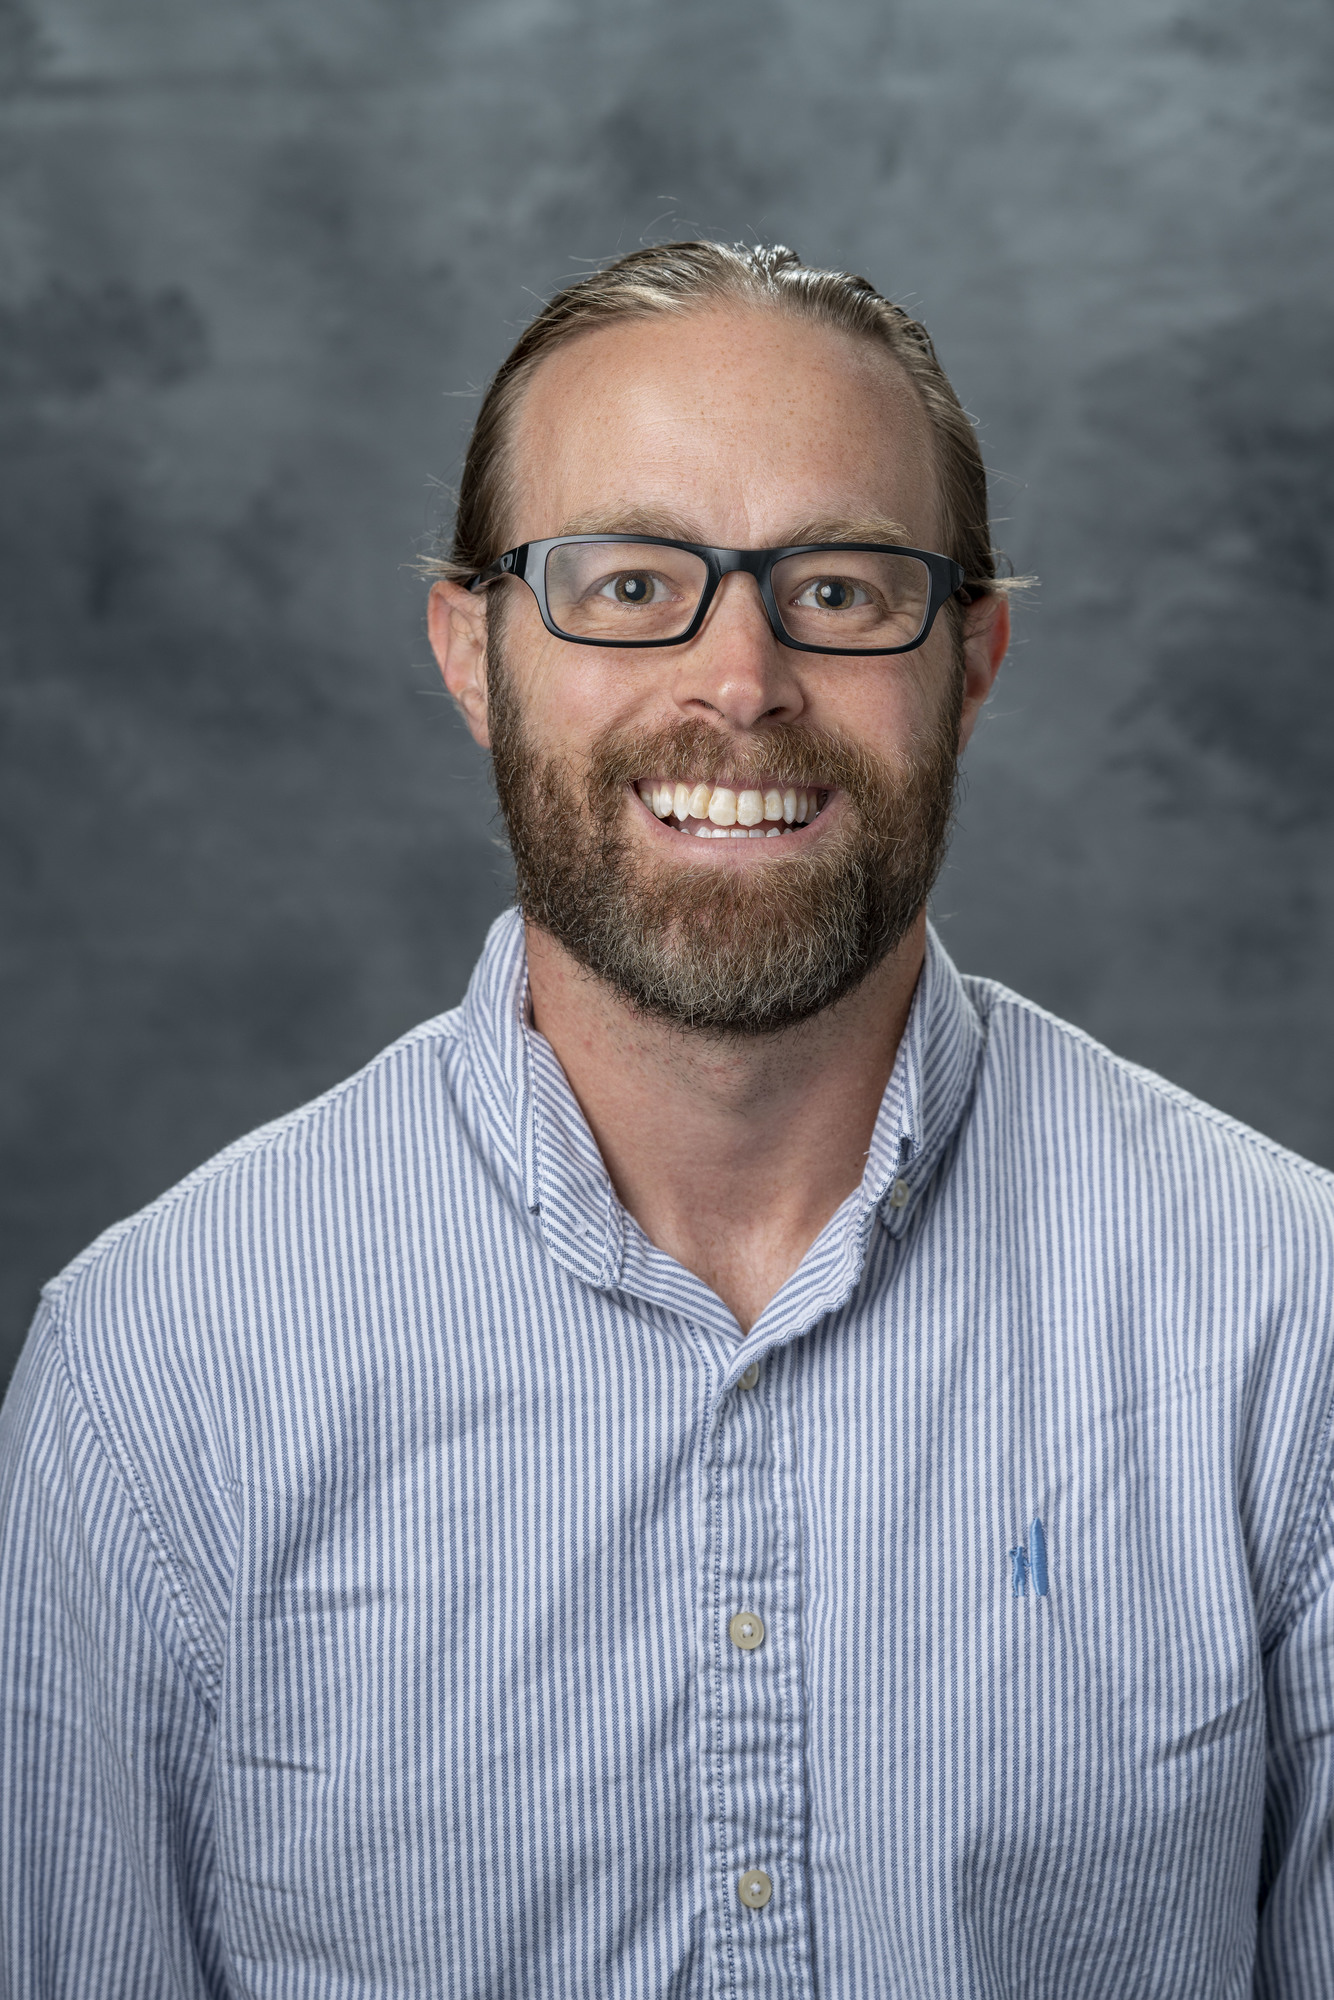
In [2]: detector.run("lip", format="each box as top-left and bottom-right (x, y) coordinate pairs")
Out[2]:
(628, 784), (840, 855)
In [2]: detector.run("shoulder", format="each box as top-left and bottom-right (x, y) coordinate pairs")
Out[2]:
(21, 1006), (474, 1646)
(960, 970), (1334, 1223)
(40, 1004), (472, 1417)
(957, 973), (1334, 1634)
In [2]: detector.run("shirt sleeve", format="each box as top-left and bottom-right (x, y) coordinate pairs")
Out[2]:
(1256, 1446), (1334, 1996)
(0, 1303), (227, 1998)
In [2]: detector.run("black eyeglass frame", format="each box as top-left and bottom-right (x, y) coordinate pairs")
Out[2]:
(467, 535), (970, 655)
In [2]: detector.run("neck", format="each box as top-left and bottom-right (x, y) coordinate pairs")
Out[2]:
(523, 914), (926, 1332)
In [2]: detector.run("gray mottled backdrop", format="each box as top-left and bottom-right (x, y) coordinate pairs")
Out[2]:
(3, 0), (1332, 1391)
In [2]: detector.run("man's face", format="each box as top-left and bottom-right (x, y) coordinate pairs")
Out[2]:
(434, 305), (1006, 1035)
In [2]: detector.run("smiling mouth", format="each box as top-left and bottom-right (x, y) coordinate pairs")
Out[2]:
(635, 778), (830, 839)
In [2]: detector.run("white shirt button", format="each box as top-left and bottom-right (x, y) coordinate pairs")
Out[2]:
(888, 1178), (910, 1209)
(729, 1610), (765, 1650)
(738, 1361), (760, 1390)
(738, 1868), (773, 1908)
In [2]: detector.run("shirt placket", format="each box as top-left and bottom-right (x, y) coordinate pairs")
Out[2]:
(700, 1337), (815, 1998)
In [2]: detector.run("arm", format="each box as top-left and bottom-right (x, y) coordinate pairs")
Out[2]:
(0, 1306), (226, 1998)
(1256, 1468), (1334, 1995)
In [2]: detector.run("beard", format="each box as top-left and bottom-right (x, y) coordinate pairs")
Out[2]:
(487, 642), (963, 1038)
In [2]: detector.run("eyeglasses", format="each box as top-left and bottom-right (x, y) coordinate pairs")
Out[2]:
(467, 535), (968, 655)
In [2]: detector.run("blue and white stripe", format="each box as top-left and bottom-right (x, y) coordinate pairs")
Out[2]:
(3, 908), (1334, 1997)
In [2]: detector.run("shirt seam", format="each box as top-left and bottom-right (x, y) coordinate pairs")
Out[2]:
(43, 1013), (466, 1301)
(48, 1290), (226, 1715)
(968, 981), (1334, 1194)
(1268, 1380), (1334, 1645)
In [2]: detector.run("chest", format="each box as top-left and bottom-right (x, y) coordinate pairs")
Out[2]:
(211, 1256), (1262, 1996)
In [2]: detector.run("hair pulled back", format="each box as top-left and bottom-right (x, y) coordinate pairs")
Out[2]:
(429, 241), (1002, 598)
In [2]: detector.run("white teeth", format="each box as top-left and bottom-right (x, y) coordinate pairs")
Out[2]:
(690, 821), (789, 841)
(640, 778), (824, 832)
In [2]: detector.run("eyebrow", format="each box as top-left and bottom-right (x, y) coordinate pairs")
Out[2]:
(554, 507), (701, 540)
(550, 509), (917, 548)
(783, 514), (916, 548)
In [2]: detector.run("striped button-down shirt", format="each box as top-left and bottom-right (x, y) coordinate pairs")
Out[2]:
(4, 910), (1334, 1998)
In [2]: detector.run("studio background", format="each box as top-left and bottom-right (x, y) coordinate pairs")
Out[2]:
(3, 0), (1331, 1395)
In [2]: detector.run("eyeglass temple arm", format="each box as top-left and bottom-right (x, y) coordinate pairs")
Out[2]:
(467, 548), (524, 592)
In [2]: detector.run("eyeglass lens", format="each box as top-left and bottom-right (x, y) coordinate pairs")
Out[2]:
(543, 541), (932, 649)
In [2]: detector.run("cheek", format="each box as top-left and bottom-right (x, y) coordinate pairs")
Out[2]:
(492, 596), (589, 747)
(517, 633), (664, 753)
(801, 648), (947, 759)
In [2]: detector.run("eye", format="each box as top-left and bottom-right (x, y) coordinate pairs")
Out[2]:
(795, 575), (870, 612)
(601, 571), (661, 605)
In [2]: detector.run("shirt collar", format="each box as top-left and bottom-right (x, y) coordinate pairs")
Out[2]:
(458, 907), (984, 1306)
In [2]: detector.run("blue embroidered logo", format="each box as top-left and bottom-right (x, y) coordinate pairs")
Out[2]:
(1010, 1516), (1049, 1598)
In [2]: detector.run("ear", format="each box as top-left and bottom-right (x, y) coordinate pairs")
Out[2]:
(428, 580), (492, 749)
(956, 590), (1009, 754)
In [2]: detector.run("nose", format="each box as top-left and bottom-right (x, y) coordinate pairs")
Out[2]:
(667, 571), (806, 730)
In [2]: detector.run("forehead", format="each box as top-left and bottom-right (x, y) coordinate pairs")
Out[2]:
(506, 304), (939, 547)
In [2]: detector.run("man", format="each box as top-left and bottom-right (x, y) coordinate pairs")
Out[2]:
(2, 241), (1332, 1997)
